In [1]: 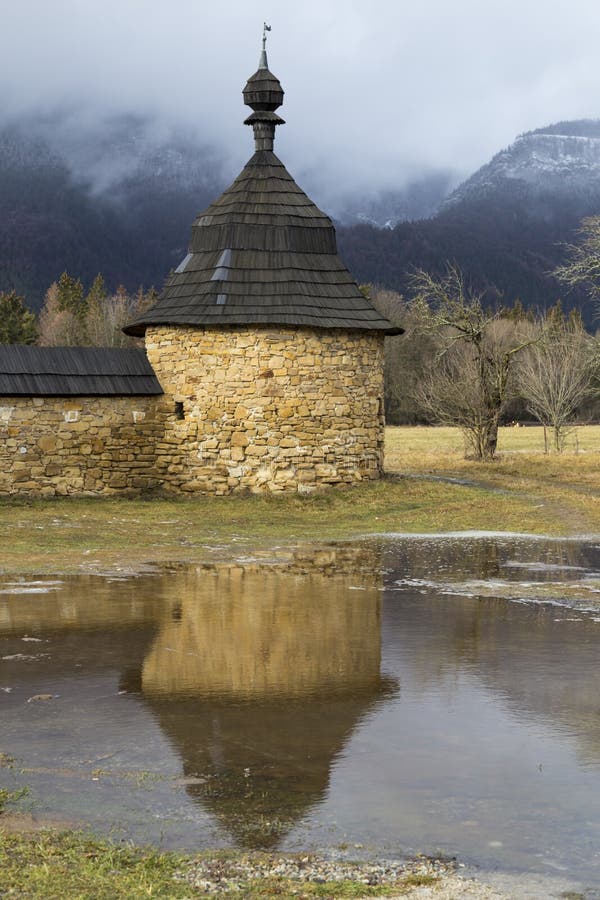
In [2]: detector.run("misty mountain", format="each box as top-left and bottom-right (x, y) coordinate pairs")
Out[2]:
(2, 114), (600, 322)
(0, 112), (226, 308)
(0, 111), (453, 310)
(339, 120), (600, 323)
(329, 171), (456, 229)
(446, 120), (600, 205)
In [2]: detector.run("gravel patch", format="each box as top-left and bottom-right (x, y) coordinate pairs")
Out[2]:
(387, 873), (508, 898)
(175, 852), (509, 896)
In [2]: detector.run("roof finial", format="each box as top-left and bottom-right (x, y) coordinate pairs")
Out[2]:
(243, 30), (284, 151)
(259, 22), (271, 69)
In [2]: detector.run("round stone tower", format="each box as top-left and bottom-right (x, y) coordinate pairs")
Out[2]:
(124, 38), (400, 495)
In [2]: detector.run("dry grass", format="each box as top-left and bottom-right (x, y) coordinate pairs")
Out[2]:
(0, 480), (553, 575)
(385, 423), (600, 463)
(386, 424), (600, 535)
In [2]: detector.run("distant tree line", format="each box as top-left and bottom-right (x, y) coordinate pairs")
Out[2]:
(0, 291), (37, 344)
(37, 272), (157, 347)
(0, 273), (157, 347)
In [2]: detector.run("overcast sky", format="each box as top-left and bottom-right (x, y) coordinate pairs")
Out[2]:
(1, 0), (600, 195)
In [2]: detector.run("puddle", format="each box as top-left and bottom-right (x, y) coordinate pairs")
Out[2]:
(1, 537), (600, 895)
(382, 534), (600, 612)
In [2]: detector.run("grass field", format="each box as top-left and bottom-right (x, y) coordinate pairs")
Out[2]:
(386, 424), (600, 535)
(386, 423), (600, 490)
(0, 424), (599, 575)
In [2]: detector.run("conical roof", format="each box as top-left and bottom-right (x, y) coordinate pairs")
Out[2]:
(124, 45), (399, 337)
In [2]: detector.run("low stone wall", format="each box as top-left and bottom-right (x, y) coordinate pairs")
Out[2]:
(0, 396), (162, 496)
(145, 324), (385, 494)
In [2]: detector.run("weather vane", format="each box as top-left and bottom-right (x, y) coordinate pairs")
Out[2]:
(262, 22), (271, 52)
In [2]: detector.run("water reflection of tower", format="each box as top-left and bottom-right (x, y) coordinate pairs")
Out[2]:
(136, 551), (397, 848)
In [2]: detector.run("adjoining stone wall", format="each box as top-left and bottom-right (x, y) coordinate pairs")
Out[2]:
(145, 325), (385, 494)
(0, 396), (162, 496)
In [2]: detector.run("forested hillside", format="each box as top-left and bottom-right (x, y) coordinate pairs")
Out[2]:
(0, 116), (224, 309)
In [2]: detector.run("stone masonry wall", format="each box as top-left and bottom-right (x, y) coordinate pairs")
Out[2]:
(0, 396), (161, 496)
(145, 325), (385, 494)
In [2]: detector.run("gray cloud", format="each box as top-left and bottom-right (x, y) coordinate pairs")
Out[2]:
(1, 0), (600, 196)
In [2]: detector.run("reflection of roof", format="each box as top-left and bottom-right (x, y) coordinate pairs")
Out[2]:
(124, 54), (400, 337)
(145, 682), (397, 849)
(0, 346), (162, 396)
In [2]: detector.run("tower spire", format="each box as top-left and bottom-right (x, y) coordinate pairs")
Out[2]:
(259, 22), (271, 69)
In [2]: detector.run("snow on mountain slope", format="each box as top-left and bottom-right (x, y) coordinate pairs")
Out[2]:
(447, 121), (600, 205)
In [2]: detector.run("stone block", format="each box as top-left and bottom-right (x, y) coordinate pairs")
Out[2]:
(297, 468), (316, 483)
(245, 444), (268, 457)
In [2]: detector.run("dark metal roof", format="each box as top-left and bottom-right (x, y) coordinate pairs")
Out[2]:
(124, 57), (400, 338)
(0, 346), (163, 396)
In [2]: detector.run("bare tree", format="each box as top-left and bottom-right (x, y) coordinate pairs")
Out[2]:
(554, 216), (600, 300)
(38, 276), (157, 348)
(367, 286), (437, 424)
(86, 286), (140, 348)
(518, 324), (597, 452)
(409, 266), (537, 459)
(38, 283), (84, 346)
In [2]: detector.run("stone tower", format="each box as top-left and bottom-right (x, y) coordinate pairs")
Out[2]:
(124, 38), (399, 495)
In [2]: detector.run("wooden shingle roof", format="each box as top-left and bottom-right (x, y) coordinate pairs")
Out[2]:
(0, 346), (163, 396)
(124, 51), (399, 338)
